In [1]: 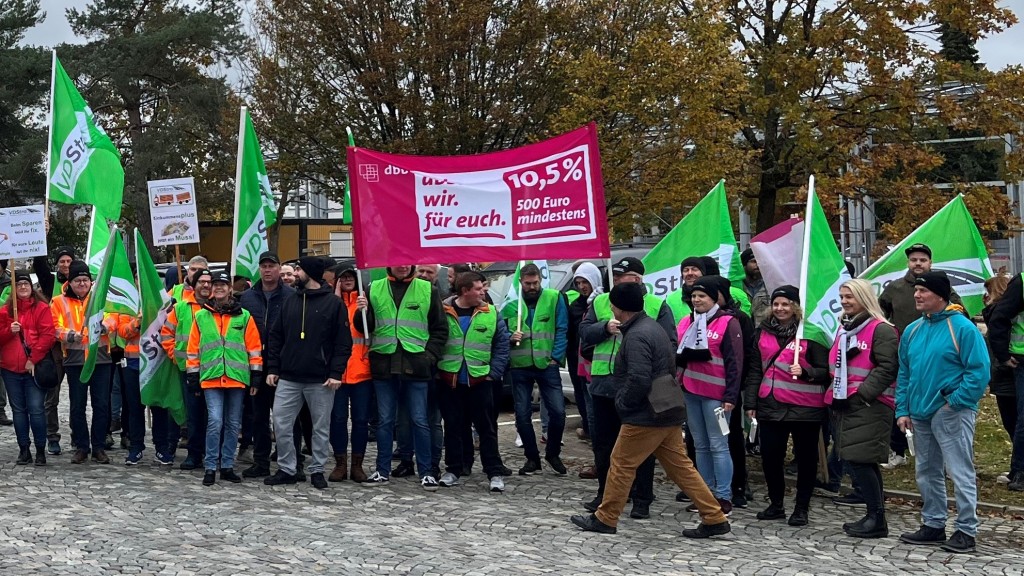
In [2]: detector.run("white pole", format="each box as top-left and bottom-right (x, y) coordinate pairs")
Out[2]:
(229, 106), (246, 280)
(793, 175), (815, 378)
(355, 268), (370, 339)
(606, 258), (614, 293)
(44, 49), (57, 220)
(516, 260), (524, 335)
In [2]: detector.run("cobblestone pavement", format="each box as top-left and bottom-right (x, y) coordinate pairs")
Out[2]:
(0, 399), (1021, 575)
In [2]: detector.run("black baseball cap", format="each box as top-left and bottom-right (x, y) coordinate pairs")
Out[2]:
(210, 271), (232, 285)
(612, 256), (645, 276)
(904, 243), (932, 258)
(259, 251), (280, 264)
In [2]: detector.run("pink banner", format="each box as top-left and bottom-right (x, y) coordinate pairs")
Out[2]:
(347, 124), (611, 268)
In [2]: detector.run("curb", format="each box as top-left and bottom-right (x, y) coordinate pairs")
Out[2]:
(747, 471), (1024, 516)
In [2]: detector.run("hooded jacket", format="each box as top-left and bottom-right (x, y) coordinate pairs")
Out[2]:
(266, 283), (352, 384)
(896, 305), (989, 420)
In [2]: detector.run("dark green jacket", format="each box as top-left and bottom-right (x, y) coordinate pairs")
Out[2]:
(832, 314), (900, 464)
(879, 271), (962, 335)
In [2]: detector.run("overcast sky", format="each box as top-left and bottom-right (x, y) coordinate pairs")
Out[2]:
(21, 0), (1024, 71)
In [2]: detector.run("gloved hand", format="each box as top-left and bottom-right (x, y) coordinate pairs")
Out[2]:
(249, 370), (262, 392)
(66, 331), (80, 344)
(186, 372), (201, 392)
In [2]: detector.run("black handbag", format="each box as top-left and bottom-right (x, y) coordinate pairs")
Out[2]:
(20, 333), (60, 390)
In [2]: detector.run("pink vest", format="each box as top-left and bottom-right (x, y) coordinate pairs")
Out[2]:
(826, 319), (897, 410)
(678, 315), (732, 400)
(757, 332), (826, 408)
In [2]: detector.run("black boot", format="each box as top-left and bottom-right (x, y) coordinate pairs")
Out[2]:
(787, 507), (809, 526)
(16, 447), (32, 465)
(34, 448), (46, 466)
(843, 514), (869, 533)
(847, 510), (888, 538)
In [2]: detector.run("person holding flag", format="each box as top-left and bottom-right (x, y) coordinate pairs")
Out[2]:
(357, 264), (447, 490)
(329, 266), (372, 483)
(107, 293), (149, 466)
(744, 286), (830, 527)
(501, 263), (570, 477)
(52, 260), (114, 464)
(161, 269), (214, 470)
(186, 272), (263, 486)
(579, 257), (674, 518)
(0, 271), (56, 465)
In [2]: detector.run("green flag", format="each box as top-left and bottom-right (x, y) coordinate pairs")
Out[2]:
(85, 207), (138, 316)
(797, 177), (851, 348)
(641, 180), (744, 299)
(135, 230), (185, 424)
(81, 226), (122, 381)
(859, 194), (991, 317)
(343, 127), (355, 225)
(232, 107), (277, 281)
(47, 52), (124, 220)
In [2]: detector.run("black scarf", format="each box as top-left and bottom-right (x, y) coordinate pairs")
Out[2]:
(765, 316), (798, 339)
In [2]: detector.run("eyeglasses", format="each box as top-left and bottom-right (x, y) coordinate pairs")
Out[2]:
(71, 278), (91, 285)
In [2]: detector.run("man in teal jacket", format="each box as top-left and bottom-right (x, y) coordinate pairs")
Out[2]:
(895, 271), (989, 554)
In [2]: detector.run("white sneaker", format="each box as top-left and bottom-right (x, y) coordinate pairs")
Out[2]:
(998, 472), (1012, 484)
(362, 471), (389, 487)
(438, 472), (460, 487)
(421, 475), (439, 491)
(515, 434), (523, 448)
(489, 476), (505, 493)
(881, 452), (907, 470)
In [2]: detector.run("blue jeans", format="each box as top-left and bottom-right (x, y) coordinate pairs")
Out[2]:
(511, 365), (565, 461)
(330, 380), (373, 455)
(913, 406), (979, 537)
(396, 382), (443, 467)
(204, 388), (245, 471)
(374, 377), (431, 478)
(1011, 365), (1024, 474)
(66, 363), (112, 454)
(3, 369), (46, 449)
(120, 362), (146, 452)
(684, 392), (733, 500)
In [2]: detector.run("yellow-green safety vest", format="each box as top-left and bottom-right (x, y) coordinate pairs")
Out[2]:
(369, 278), (432, 354)
(192, 309), (256, 385)
(591, 292), (664, 376)
(503, 288), (560, 369)
(171, 300), (199, 371)
(1010, 274), (1024, 355)
(665, 289), (691, 325)
(439, 307), (497, 377)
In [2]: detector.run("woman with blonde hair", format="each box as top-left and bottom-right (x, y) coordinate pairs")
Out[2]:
(827, 278), (899, 538)
(745, 285), (831, 526)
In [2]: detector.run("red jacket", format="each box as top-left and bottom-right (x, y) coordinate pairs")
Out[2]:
(0, 298), (57, 373)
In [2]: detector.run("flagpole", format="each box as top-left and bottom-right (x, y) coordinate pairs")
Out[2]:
(793, 175), (815, 379)
(516, 260), (524, 337)
(229, 106), (246, 280)
(10, 258), (17, 321)
(355, 268), (370, 341)
(44, 50), (57, 221)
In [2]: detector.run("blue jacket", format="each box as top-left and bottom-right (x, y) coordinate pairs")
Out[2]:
(896, 306), (990, 420)
(239, 281), (296, 342)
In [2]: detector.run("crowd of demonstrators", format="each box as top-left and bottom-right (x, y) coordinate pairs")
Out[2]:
(4, 240), (1017, 550)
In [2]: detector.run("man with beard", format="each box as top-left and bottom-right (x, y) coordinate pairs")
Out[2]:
(878, 243), (962, 470)
(356, 264), (448, 490)
(741, 248), (770, 325)
(161, 268), (214, 469)
(263, 257), (351, 489)
(502, 263), (570, 476)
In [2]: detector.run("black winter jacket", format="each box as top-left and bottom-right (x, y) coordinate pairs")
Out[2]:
(744, 321), (830, 422)
(266, 284), (351, 383)
(239, 281), (296, 344)
(613, 312), (685, 427)
(363, 278), (448, 381)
